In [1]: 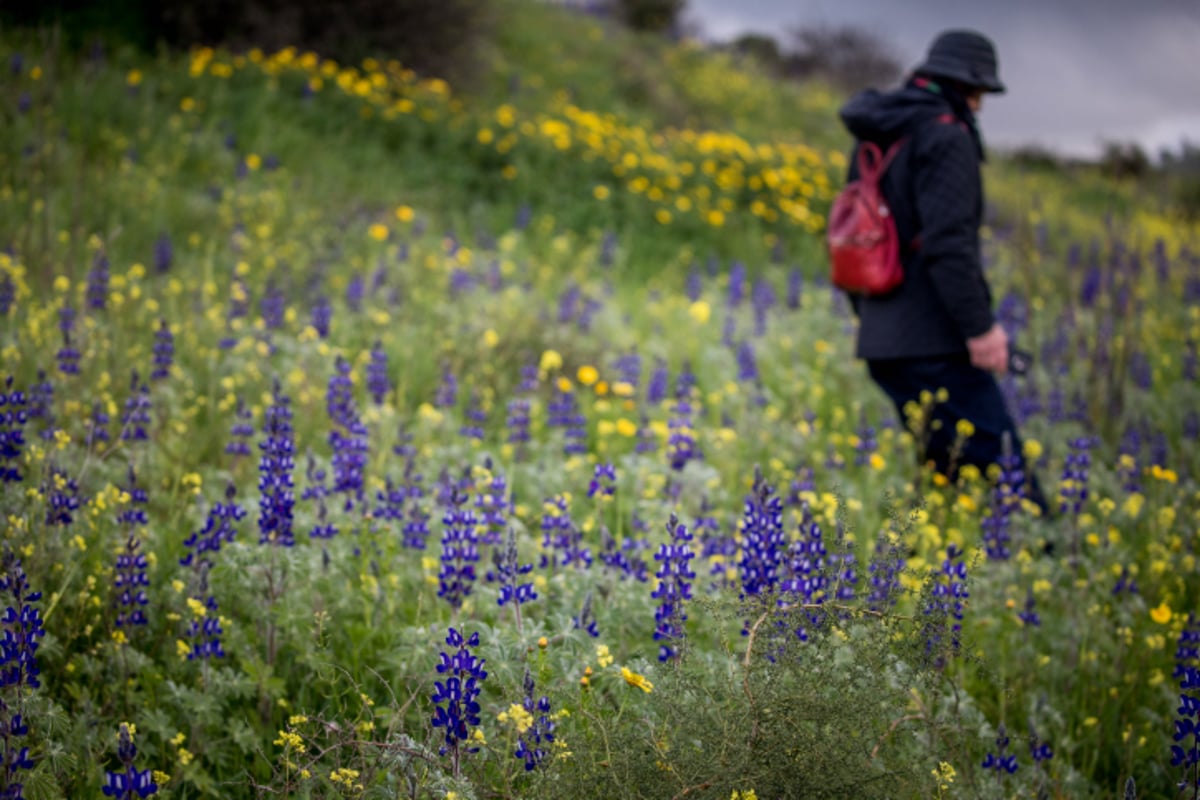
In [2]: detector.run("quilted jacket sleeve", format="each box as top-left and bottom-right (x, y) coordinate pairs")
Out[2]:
(913, 124), (994, 340)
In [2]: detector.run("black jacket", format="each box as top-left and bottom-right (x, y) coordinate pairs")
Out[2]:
(838, 81), (995, 360)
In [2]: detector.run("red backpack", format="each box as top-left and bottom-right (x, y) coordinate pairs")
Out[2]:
(826, 138), (908, 296)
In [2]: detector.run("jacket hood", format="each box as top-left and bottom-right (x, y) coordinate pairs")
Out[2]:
(838, 85), (950, 144)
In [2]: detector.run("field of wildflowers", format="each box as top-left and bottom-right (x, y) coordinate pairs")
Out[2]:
(1, 4), (1199, 798)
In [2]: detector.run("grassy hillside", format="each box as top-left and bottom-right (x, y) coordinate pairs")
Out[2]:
(0, 3), (1198, 798)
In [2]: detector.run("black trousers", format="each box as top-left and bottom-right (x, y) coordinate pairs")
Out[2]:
(867, 355), (1049, 512)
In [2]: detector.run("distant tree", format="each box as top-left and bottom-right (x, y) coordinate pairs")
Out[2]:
(1099, 140), (1151, 181)
(782, 24), (902, 92)
(731, 33), (783, 73)
(612, 0), (686, 34)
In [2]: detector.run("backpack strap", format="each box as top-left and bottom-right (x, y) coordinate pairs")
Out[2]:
(856, 138), (908, 184)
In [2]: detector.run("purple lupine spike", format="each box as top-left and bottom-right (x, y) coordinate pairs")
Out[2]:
(326, 356), (368, 510)
(120, 371), (151, 442)
(922, 544), (969, 668)
(727, 261), (746, 307)
(513, 668), (555, 771)
(652, 513), (695, 661)
(258, 384), (296, 547)
(102, 723), (158, 797)
(982, 724), (1019, 775)
(539, 494), (591, 570)
(751, 276), (775, 336)
(431, 627), (487, 776)
(786, 267), (803, 310)
(225, 396), (254, 460)
(738, 469), (785, 605)
(435, 364), (458, 410)
(646, 359), (669, 405)
(0, 377), (28, 483)
(153, 233), (172, 274)
(43, 464), (81, 527)
(437, 489), (479, 610)
(547, 385), (587, 456)
(667, 398), (699, 471)
(150, 319), (174, 381)
(367, 341), (390, 405)
(489, 526), (536, 608)
(0, 550), (44, 795)
(587, 463), (616, 499)
(56, 304), (80, 375)
(779, 501), (829, 641)
(86, 253), (110, 311)
(310, 294), (332, 338)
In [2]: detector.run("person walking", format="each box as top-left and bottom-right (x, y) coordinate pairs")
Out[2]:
(836, 29), (1049, 512)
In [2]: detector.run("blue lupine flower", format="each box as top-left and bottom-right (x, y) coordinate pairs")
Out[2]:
(181, 482), (242, 568)
(738, 470), (785, 604)
(0, 551), (43, 798)
(539, 494), (591, 570)
(346, 274), (364, 312)
(600, 527), (649, 582)
(431, 628), (487, 763)
(117, 466), (149, 529)
(153, 233), (172, 274)
(224, 396), (254, 459)
(983, 443), (1024, 560)
(0, 552), (44, 691)
(310, 294), (332, 338)
(868, 527), (902, 609)
(113, 530), (150, 630)
(612, 350), (642, 388)
(674, 361), (697, 400)
(259, 282), (285, 330)
(923, 544), (969, 666)
(0, 271), (14, 316)
(1172, 614), (1200, 791)
(460, 392), (486, 441)
(56, 305), (80, 375)
(517, 362), (539, 394)
(1028, 721), (1053, 764)
(652, 513), (695, 661)
(587, 463), (616, 499)
(102, 723), (158, 797)
(686, 264), (703, 301)
(728, 261), (746, 307)
(547, 386), (587, 456)
(87, 401), (110, 446)
(435, 365), (458, 409)
(150, 320), (173, 381)
(853, 414), (878, 467)
(826, 519), (858, 603)
(0, 378), (27, 483)
(302, 451), (338, 540)
(646, 359), (669, 405)
(694, 498), (735, 588)
(514, 668), (555, 771)
(751, 276), (775, 336)
(505, 398), (531, 459)
(367, 341), (390, 405)
(736, 340), (758, 383)
(258, 384), (296, 547)
(119, 371), (151, 442)
(786, 267), (803, 310)
(473, 463), (509, 547)
(1059, 436), (1093, 516)
(438, 489), (479, 610)
(635, 415), (658, 455)
(573, 591), (600, 638)
(490, 527), (536, 608)
(557, 283), (580, 324)
(1112, 566), (1139, 596)
(326, 356), (368, 509)
(1018, 588), (1041, 627)
(780, 502), (828, 641)
(982, 724), (1019, 774)
(44, 465), (81, 527)
(27, 371), (55, 442)
(667, 398), (699, 471)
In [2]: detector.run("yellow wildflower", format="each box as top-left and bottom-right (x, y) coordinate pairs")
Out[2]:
(620, 666), (653, 693)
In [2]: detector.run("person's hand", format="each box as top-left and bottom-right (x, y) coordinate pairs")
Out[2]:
(967, 323), (1009, 374)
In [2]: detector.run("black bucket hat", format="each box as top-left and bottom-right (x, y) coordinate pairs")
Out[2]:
(916, 30), (1005, 94)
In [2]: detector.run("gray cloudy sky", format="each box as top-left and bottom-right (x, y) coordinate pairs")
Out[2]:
(685, 0), (1200, 158)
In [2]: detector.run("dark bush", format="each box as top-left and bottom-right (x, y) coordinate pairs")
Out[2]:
(783, 24), (902, 92)
(3, 0), (497, 86)
(1098, 140), (1151, 181)
(730, 33), (784, 74)
(610, 0), (686, 34)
